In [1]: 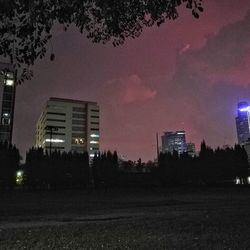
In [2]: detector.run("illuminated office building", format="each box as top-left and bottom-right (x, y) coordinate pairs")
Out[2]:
(35, 97), (100, 157)
(161, 130), (187, 154)
(0, 63), (16, 144)
(235, 102), (250, 144)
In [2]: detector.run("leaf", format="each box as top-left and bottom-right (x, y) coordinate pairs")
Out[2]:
(198, 7), (204, 12)
(193, 12), (199, 18)
(50, 53), (55, 61)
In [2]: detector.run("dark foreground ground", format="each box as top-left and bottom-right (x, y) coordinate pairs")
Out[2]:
(1, 187), (250, 249)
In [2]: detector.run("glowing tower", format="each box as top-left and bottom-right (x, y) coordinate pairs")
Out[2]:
(235, 102), (250, 144)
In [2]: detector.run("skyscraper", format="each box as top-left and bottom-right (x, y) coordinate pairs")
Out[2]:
(161, 130), (186, 154)
(0, 63), (16, 144)
(235, 102), (250, 144)
(35, 97), (100, 157)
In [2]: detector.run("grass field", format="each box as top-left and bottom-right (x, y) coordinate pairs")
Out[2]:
(1, 187), (250, 249)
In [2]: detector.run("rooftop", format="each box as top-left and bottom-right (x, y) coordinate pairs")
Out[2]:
(49, 97), (98, 105)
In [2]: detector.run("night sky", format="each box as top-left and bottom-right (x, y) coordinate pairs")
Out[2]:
(12, 0), (250, 161)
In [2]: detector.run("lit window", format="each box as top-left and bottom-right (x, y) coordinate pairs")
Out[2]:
(90, 147), (99, 151)
(72, 138), (84, 145)
(90, 140), (99, 144)
(2, 117), (10, 125)
(7, 72), (14, 78)
(44, 139), (64, 143)
(6, 79), (14, 86)
(90, 134), (99, 138)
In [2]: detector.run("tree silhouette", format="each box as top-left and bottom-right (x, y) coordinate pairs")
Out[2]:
(199, 140), (215, 184)
(25, 147), (90, 189)
(0, 142), (20, 188)
(234, 144), (249, 184)
(0, 0), (203, 83)
(157, 141), (249, 186)
(92, 151), (119, 189)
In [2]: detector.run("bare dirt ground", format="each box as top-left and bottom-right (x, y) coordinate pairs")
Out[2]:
(1, 187), (250, 249)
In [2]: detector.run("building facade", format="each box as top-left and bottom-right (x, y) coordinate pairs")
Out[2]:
(161, 130), (187, 155)
(0, 63), (16, 144)
(35, 97), (100, 157)
(186, 142), (196, 157)
(235, 101), (250, 144)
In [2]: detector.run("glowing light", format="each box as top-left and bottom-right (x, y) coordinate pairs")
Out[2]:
(236, 178), (240, 184)
(17, 171), (23, 177)
(7, 72), (14, 78)
(6, 79), (14, 86)
(90, 134), (99, 138)
(73, 138), (84, 144)
(90, 153), (95, 157)
(44, 139), (64, 143)
(177, 132), (185, 135)
(239, 106), (250, 112)
(16, 171), (24, 185)
(90, 140), (99, 144)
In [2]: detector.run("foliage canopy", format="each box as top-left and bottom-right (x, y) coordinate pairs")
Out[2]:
(0, 0), (203, 83)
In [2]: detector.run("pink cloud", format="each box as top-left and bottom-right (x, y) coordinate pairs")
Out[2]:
(122, 74), (157, 103)
(104, 74), (157, 104)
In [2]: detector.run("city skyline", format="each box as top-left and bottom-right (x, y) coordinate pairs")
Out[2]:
(7, 0), (250, 161)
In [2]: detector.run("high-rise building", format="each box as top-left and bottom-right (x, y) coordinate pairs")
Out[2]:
(161, 130), (186, 154)
(235, 101), (250, 144)
(0, 63), (16, 144)
(35, 97), (100, 157)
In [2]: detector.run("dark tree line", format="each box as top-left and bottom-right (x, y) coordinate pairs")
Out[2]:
(92, 151), (119, 189)
(0, 141), (20, 188)
(25, 148), (89, 189)
(0, 141), (249, 190)
(158, 141), (249, 186)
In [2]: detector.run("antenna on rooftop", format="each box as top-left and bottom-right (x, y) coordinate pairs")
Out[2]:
(156, 132), (159, 162)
